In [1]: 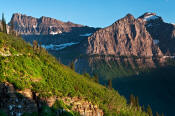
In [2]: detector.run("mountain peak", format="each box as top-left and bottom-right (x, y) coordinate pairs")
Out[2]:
(124, 13), (135, 20)
(138, 12), (162, 22)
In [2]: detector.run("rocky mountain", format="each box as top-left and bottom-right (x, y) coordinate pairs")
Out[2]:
(10, 13), (98, 46)
(11, 13), (82, 35)
(84, 14), (163, 57)
(139, 12), (175, 54)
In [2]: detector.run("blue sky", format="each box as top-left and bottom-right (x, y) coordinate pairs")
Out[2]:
(0, 0), (175, 27)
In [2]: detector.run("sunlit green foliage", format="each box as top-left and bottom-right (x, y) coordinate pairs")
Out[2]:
(0, 32), (149, 116)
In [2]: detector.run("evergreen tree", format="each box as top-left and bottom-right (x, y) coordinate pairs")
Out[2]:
(2, 13), (7, 34)
(108, 79), (112, 89)
(147, 105), (153, 116)
(33, 40), (38, 51)
(94, 74), (99, 83)
(70, 61), (75, 71)
(0, 21), (1, 32)
(142, 105), (145, 111)
(156, 112), (160, 116)
(135, 96), (139, 108)
(165, 49), (171, 56)
(10, 20), (14, 35)
(161, 113), (164, 116)
(130, 94), (135, 106)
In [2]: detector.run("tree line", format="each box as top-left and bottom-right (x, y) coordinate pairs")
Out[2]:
(0, 13), (16, 35)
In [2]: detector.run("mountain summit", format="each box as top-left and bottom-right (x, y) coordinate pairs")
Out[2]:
(85, 13), (162, 57)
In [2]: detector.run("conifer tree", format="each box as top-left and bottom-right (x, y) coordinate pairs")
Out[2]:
(10, 20), (14, 35)
(70, 61), (75, 71)
(94, 74), (99, 83)
(135, 96), (139, 108)
(2, 13), (7, 34)
(130, 94), (135, 106)
(33, 40), (38, 51)
(108, 79), (112, 89)
(147, 105), (153, 116)
(156, 112), (160, 116)
(0, 21), (1, 32)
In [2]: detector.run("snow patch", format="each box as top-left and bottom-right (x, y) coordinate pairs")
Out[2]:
(8, 105), (13, 110)
(33, 24), (37, 29)
(80, 33), (92, 36)
(147, 24), (152, 27)
(153, 39), (159, 44)
(16, 112), (22, 116)
(144, 15), (159, 21)
(50, 31), (58, 35)
(163, 56), (175, 59)
(42, 42), (79, 50)
(50, 30), (62, 35)
(17, 105), (22, 109)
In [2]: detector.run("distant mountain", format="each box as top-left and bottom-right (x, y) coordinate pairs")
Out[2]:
(11, 13), (84, 35)
(84, 14), (162, 57)
(10, 13), (98, 45)
(139, 12), (175, 55)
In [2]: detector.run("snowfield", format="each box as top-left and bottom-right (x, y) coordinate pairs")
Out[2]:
(80, 33), (92, 36)
(153, 39), (159, 44)
(42, 42), (79, 50)
(144, 15), (159, 21)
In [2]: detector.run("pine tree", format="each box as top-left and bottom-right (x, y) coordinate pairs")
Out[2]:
(156, 112), (160, 116)
(147, 105), (153, 116)
(142, 105), (145, 111)
(161, 113), (164, 116)
(10, 20), (14, 35)
(70, 61), (75, 71)
(33, 40), (38, 51)
(0, 21), (2, 32)
(135, 96), (139, 108)
(94, 74), (99, 83)
(2, 13), (7, 34)
(108, 79), (112, 89)
(130, 94), (135, 106)
(165, 49), (171, 56)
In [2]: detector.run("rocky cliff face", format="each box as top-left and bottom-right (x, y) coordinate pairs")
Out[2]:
(10, 13), (84, 35)
(10, 13), (98, 46)
(139, 12), (175, 54)
(85, 14), (163, 57)
(0, 82), (103, 116)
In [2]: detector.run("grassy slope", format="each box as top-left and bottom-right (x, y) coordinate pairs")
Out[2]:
(0, 32), (149, 116)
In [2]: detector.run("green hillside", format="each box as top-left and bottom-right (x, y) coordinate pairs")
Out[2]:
(0, 32), (150, 116)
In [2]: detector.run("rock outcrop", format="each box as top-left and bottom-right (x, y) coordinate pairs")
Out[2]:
(0, 82), (103, 116)
(0, 82), (38, 116)
(85, 14), (163, 57)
